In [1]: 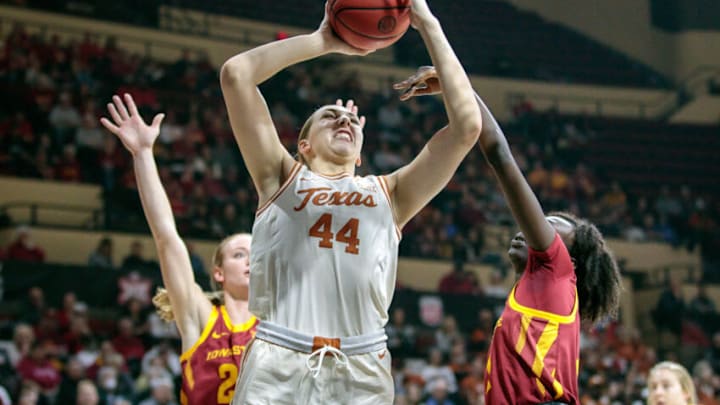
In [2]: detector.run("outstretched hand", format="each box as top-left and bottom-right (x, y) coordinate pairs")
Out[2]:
(335, 98), (367, 129)
(393, 66), (441, 101)
(100, 94), (165, 155)
(317, 1), (375, 56)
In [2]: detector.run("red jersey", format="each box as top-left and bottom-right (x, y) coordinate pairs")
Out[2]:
(485, 234), (579, 405)
(180, 306), (257, 405)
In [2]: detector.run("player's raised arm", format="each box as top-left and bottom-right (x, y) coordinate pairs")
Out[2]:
(383, 0), (482, 227)
(472, 93), (556, 251)
(100, 94), (210, 348)
(394, 66), (554, 250)
(219, 3), (371, 206)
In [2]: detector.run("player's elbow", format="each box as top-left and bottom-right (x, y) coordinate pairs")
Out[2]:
(454, 117), (482, 146)
(220, 58), (251, 88)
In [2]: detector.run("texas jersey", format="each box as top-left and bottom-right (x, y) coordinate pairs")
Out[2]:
(250, 163), (400, 337)
(485, 234), (580, 405)
(179, 306), (257, 405)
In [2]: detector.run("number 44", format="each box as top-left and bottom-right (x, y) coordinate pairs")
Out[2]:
(308, 213), (360, 254)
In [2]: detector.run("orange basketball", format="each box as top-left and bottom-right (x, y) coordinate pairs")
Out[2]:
(328, 0), (412, 51)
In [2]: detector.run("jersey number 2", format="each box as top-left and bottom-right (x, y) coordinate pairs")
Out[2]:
(217, 363), (238, 404)
(309, 213), (360, 254)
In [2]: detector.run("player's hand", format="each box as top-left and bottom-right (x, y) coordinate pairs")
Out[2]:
(100, 94), (164, 156)
(316, 1), (374, 56)
(335, 98), (366, 129)
(393, 66), (441, 100)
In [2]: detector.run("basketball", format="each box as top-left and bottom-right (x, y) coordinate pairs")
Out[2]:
(328, 0), (412, 51)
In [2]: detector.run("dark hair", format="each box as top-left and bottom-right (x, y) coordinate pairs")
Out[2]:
(549, 211), (622, 324)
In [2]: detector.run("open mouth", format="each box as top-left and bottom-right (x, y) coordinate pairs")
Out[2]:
(335, 129), (354, 142)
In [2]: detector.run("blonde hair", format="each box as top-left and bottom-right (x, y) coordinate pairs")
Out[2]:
(648, 361), (698, 405)
(153, 233), (250, 322)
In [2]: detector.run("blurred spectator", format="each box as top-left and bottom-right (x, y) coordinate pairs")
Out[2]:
(121, 241), (154, 270)
(140, 341), (180, 383)
(438, 262), (480, 295)
(56, 291), (78, 331)
(122, 298), (150, 342)
(61, 303), (92, 355)
(16, 341), (61, 399)
(0, 323), (35, 367)
(434, 316), (463, 356)
(483, 269), (508, 301)
(49, 91), (81, 147)
(6, 226), (45, 263)
(56, 356), (87, 405)
(75, 379), (100, 405)
(459, 355), (485, 405)
(420, 348), (458, 395)
(137, 375), (177, 405)
(88, 237), (114, 269)
(468, 308), (495, 353)
(653, 279), (685, 342)
(424, 377), (455, 405)
(693, 360), (720, 405)
(386, 308), (417, 359)
(111, 318), (145, 374)
(689, 283), (719, 336)
(16, 382), (40, 405)
(55, 144), (82, 182)
(96, 363), (133, 405)
(20, 287), (46, 325)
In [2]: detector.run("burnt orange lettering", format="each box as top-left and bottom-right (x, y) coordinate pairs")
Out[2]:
(294, 187), (378, 211)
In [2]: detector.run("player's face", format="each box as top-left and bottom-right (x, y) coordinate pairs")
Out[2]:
(647, 369), (690, 405)
(218, 234), (252, 295)
(304, 106), (363, 165)
(507, 231), (528, 273)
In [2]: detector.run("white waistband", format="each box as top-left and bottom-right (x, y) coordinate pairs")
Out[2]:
(255, 321), (387, 356)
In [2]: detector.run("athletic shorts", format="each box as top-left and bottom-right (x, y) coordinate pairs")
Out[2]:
(231, 338), (394, 404)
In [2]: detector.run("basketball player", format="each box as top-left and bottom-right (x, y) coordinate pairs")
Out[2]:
(395, 66), (623, 404)
(100, 94), (257, 405)
(219, 0), (481, 402)
(647, 361), (698, 405)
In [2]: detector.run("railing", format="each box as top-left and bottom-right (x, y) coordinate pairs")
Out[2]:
(1, 202), (103, 229)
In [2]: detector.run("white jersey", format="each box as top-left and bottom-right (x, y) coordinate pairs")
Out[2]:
(250, 163), (400, 337)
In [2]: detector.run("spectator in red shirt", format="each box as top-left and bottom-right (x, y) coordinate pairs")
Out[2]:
(6, 226), (45, 263)
(438, 262), (481, 295)
(16, 341), (61, 397)
(55, 144), (83, 182)
(111, 318), (145, 375)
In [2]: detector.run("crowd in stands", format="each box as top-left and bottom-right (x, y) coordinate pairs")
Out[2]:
(2, 24), (718, 269)
(2, 22), (720, 405)
(0, 273), (719, 404)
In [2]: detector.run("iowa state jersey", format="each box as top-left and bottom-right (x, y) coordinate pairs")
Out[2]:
(250, 163), (400, 337)
(485, 234), (580, 405)
(179, 306), (257, 405)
